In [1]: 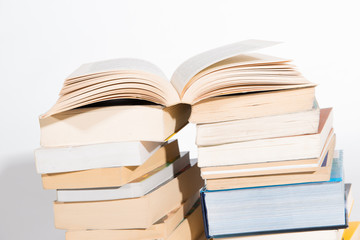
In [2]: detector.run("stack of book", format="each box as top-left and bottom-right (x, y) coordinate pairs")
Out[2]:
(189, 50), (353, 239)
(34, 62), (206, 239)
(35, 40), (357, 240)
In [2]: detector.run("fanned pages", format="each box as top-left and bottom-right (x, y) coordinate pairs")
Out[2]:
(41, 40), (315, 118)
(170, 39), (281, 94)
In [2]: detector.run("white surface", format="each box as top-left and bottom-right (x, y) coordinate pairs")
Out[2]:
(0, 0), (359, 239)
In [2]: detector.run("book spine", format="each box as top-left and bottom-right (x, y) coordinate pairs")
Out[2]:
(200, 188), (211, 239)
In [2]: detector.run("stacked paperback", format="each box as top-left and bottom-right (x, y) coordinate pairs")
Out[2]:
(35, 69), (206, 239)
(191, 50), (354, 239)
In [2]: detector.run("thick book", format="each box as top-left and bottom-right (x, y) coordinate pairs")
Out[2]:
(198, 108), (333, 167)
(213, 185), (353, 240)
(212, 186), (353, 240)
(200, 132), (333, 179)
(54, 163), (204, 230)
(57, 152), (191, 202)
(67, 199), (204, 240)
(41, 140), (180, 189)
(201, 151), (347, 238)
(205, 134), (335, 190)
(190, 87), (315, 124)
(40, 103), (190, 147)
(65, 193), (200, 240)
(41, 40), (314, 119)
(196, 102), (319, 146)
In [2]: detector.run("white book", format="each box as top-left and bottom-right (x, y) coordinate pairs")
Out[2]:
(35, 141), (164, 174)
(196, 104), (320, 146)
(57, 152), (191, 202)
(198, 108), (332, 168)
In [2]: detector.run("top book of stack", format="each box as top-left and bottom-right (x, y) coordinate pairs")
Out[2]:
(40, 40), (315, 146)
(41, 39), (314, 117)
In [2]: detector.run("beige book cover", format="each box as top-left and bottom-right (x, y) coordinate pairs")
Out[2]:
(206, 134), (335, 190)
(54, 164), (204, 230)
(56, 152), (191, 202)
(196, 102), (319, 146)
(190, 87), (315, 124)
(40, 103), (190, 147)
(201, 131), (335, 179)
(65, 193), (200, 240)
(42, 140), (179, 189)
(198, 108), (333, 167)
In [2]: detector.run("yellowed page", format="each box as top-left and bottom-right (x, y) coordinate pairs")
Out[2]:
(67, 58), (168, 80)
(46, 91), (163, 116)
(186, 53), (292, 89)
(61, 73), (166, 95)
(42, 58), (181, 118)
(192, 83), (315, 104)
(170, 39), (279, 96)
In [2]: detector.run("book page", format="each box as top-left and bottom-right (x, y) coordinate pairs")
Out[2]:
(170, 39), (279, 96)
(67, 58), (168, 80)
(42, 58), (183, 118)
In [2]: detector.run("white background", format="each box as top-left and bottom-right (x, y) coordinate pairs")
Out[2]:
(1, 0), (360, 239)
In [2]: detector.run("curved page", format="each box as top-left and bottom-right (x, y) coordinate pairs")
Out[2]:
(170, 39), (279, 96)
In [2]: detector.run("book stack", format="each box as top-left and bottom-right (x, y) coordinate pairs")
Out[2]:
(190, 51), (353, 239)
(35, 40), (356, 240)
(36, 40), (297, 240)
(34, 65), (205, 239)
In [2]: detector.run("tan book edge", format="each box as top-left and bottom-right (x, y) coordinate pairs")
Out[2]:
(190, 87), (315, 124)
(206, 133), (335, 190)
(42, 140), (180, 189)
(198, 108), (333, 168)
(65, 193), (200, 240)
(166, 203), (204, 240)
(54, 164), (204, 230)
(196, 104), (319, 146)
(40, 103), (190, 147)
(201, 129), (334, 179)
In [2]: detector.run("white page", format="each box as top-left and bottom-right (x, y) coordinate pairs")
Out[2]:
(170, 39), (280, 95)
(67, 58), (168, 80)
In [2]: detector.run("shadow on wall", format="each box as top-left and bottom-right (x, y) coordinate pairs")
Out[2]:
(0, 152), (64, 240)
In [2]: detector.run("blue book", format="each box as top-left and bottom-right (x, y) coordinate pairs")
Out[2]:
(201, 150), (347, 239)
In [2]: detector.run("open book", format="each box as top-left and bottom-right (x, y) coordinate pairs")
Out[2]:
(42, 39), (315, 118)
